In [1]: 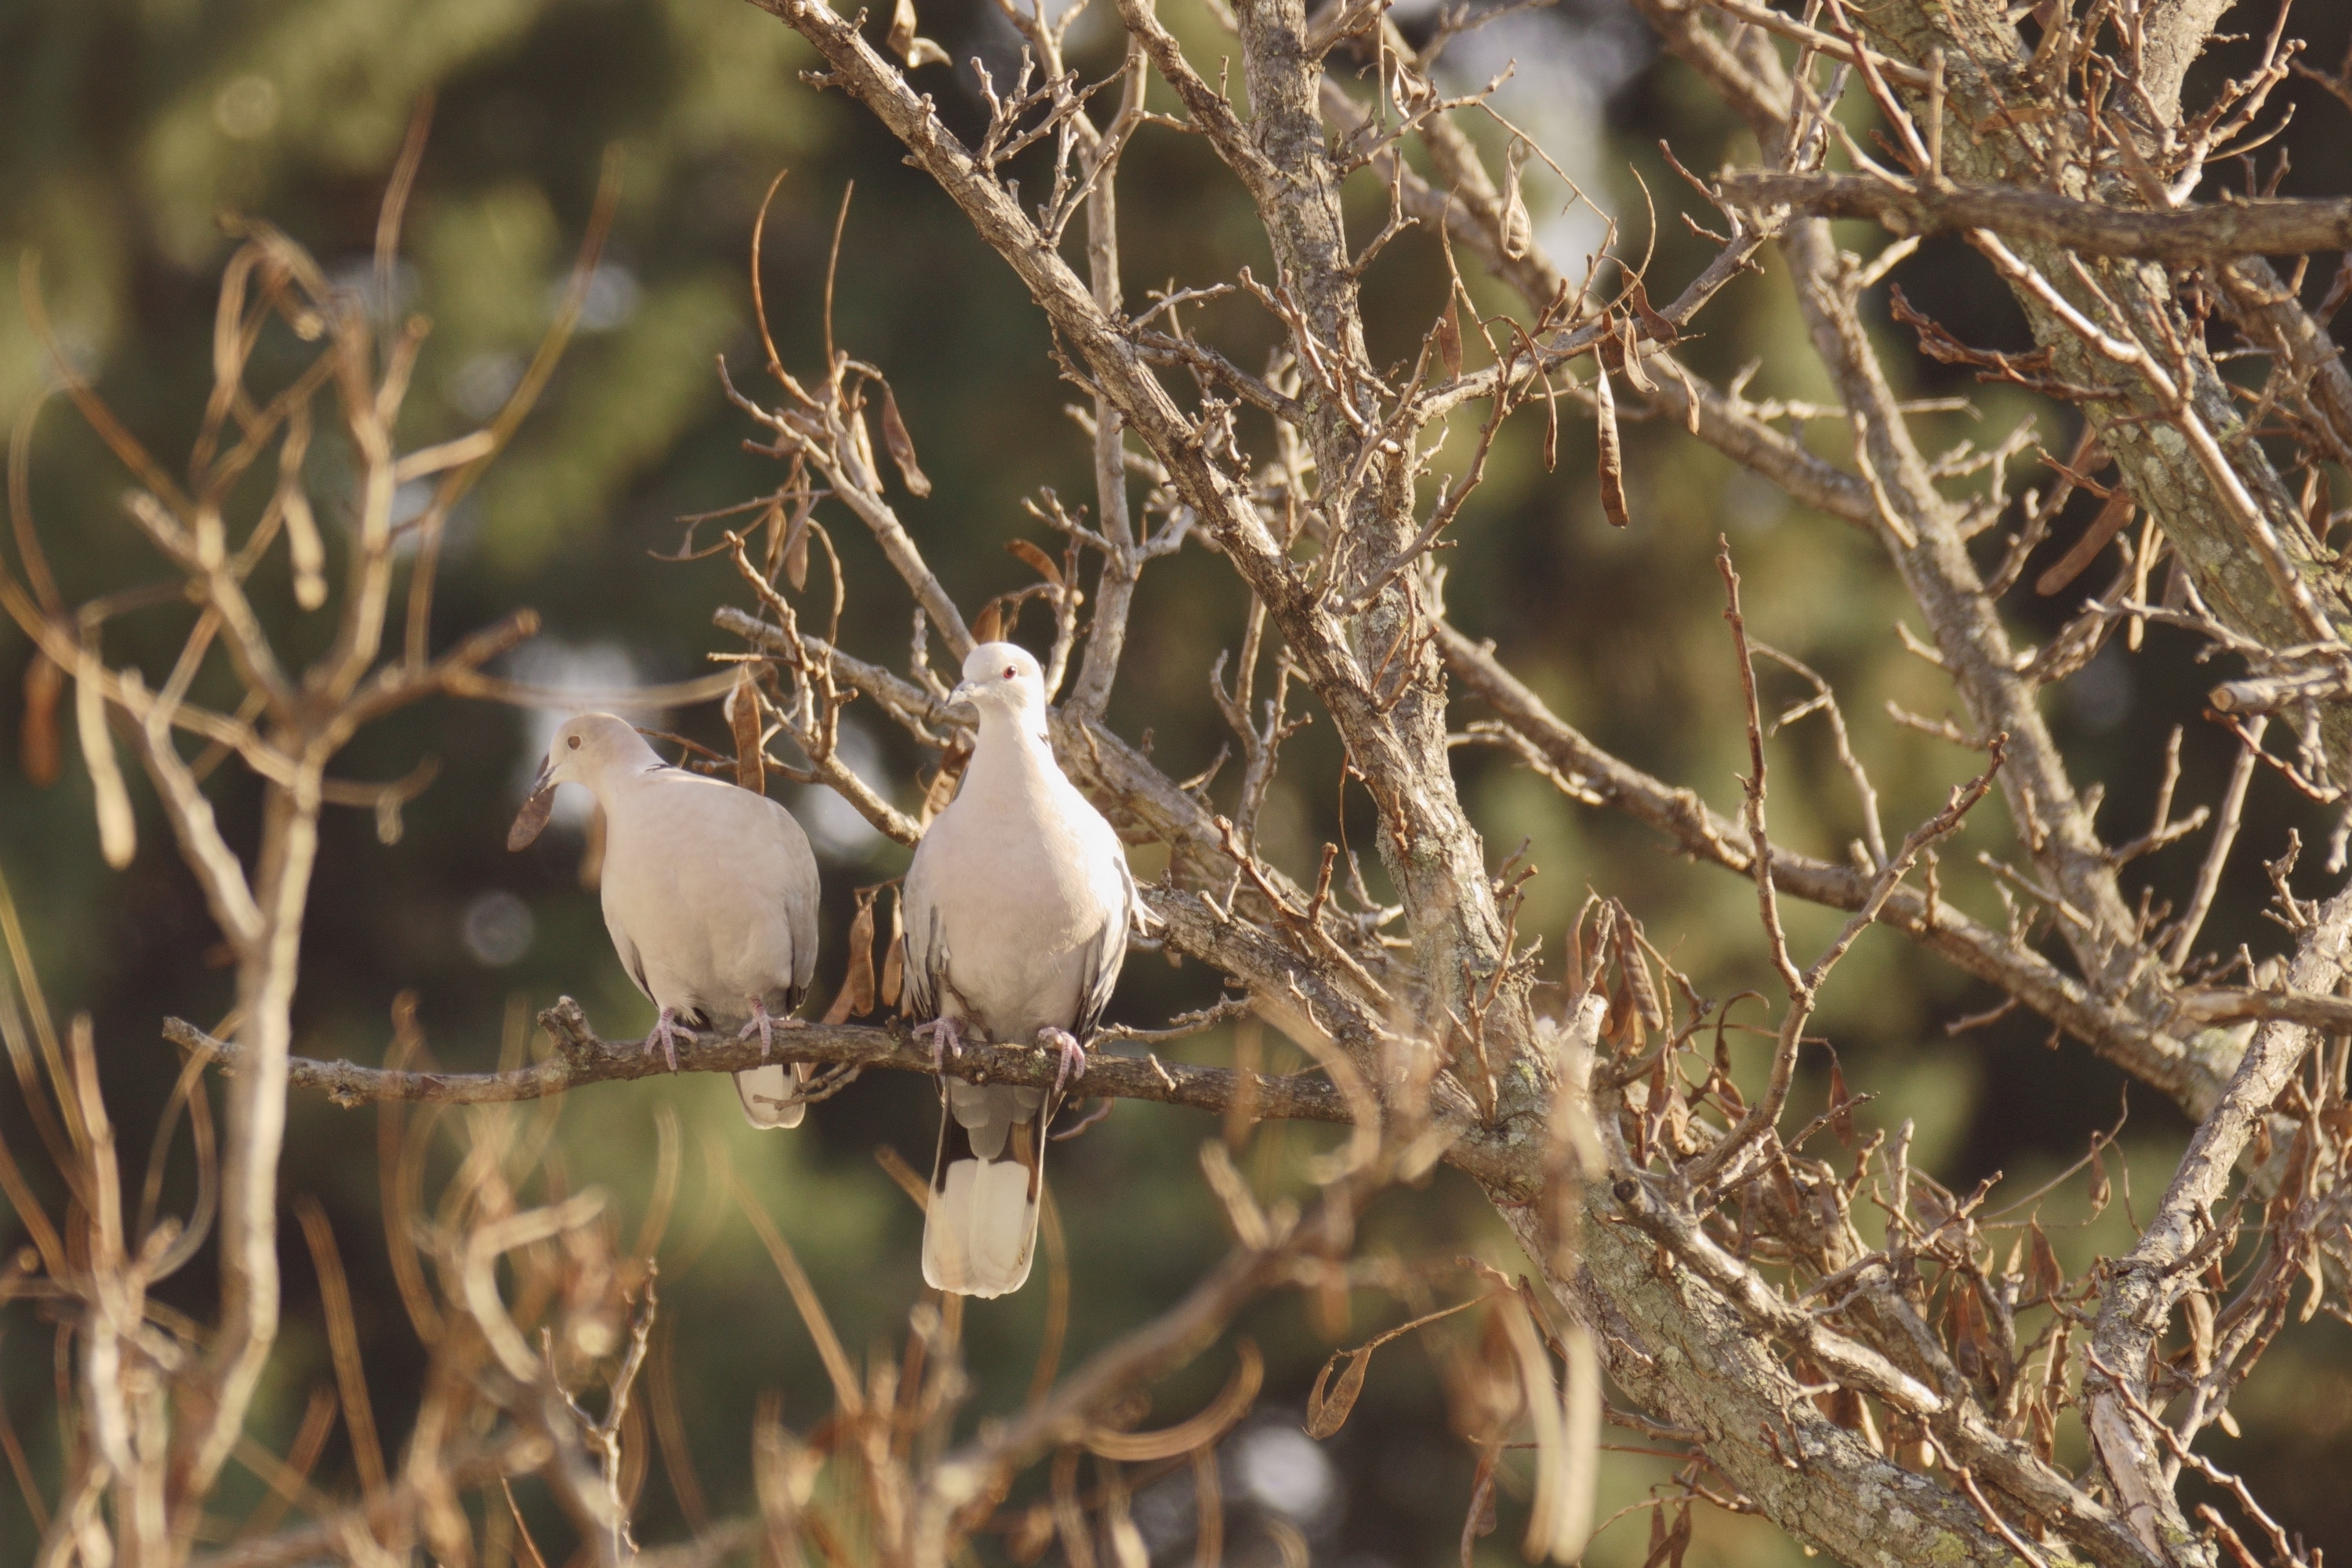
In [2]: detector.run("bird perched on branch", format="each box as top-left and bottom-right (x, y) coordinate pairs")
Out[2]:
(510, 713), (822, 1129)
(903, 641), (1139, 1297)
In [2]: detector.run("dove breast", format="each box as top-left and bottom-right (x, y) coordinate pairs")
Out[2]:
(903, 786), (1127, 1048)
(597, 763), (821, 1030)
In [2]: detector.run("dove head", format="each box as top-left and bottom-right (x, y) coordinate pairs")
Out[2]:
(507, 713), (656, 850)
(949, 642), (1048, 737)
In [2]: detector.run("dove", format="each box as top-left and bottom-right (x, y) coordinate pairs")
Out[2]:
(902, 642), (1139, 1298)
(510, 713), (822, 1129)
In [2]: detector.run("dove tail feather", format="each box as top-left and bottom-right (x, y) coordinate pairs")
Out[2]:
(735, 1064), (808, 1130)
(922, 1101), (1042, 1298)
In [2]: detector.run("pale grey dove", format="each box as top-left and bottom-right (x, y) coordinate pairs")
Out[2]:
(510, 713), (822, 1129)
(902, 642), (1139, 1298)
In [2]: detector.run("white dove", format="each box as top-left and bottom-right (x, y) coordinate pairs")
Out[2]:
(510, 713), (822, 1128)
(902, 642), (1138, 1298)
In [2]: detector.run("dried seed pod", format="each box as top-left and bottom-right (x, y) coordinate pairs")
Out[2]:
(1594, 365), (1629, 528)
(783, 492), (816, 591)
(1500, 137), (1533, 261)
(728, 668), (765, 794)
(1615, 315), (1657, 394)
(879, 381), (932, 495)
(2035, 486), (2134, 597)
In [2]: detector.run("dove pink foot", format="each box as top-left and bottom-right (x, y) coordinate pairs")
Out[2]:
(737, 996), (805, 1059)
(913, 1014), (967, 1073)
(650, 1007), (695, 1074)
(1038, 1026), (1087, 1099)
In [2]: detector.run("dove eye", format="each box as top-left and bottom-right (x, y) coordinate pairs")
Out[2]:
(568, 735), (582, 750)
(1004, 666), (1017, 680)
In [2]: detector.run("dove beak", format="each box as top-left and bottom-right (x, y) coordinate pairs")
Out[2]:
(946, 679), (982, 713)
(508, 761), (557, 851)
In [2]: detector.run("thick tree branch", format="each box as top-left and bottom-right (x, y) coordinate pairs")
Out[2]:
(1857, 0), (2352, 772)
(1716, 172), (2352, 260)
(2088, 886), (2352, 1559)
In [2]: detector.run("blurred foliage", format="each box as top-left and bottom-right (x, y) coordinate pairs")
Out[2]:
(3, 0), (2350, 1563)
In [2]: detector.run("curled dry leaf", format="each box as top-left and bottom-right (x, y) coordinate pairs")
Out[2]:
(1305, 1345), (1373, 1439)
(2027, 1218), (2065, 1301)
(1828, 1052), (1855, 1147)
(884, 0), (952, 69)
(1626, 278), (1677, 347)
(971, 600), (1006, 645)
(878, 382), (933, 496)
(1006, 536), (1063, 587)
(1639, 1502), (1692, 1568)
(1594, 364), (1629, 529)
(1436, 293), (1464, 380)
(2182, 1288), (2215, 1372)
(822, 893), (879, 1023)
(784, 490), (816, 591)
(1309, 1289), (1504, 1444)
(1624, 937), (1665, 1030)
(1947, 1279), (1994, 1388)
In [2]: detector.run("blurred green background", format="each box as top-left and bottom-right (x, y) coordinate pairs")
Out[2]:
(3, 0), (2350, 1562)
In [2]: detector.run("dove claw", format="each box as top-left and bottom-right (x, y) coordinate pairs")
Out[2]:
(652, 1007), (691, 1074)
(1038, 1026), (1086, 1101)
(913, 1015), (965, 1073)
(739, 998), (777, 1061)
